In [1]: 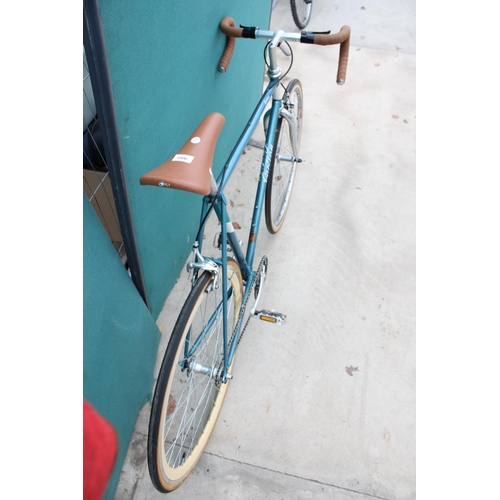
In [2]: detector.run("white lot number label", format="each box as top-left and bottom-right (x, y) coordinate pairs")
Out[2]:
(172, 154), (194, 164)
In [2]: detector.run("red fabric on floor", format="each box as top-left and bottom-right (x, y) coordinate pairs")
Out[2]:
(83, 399), (118, 500)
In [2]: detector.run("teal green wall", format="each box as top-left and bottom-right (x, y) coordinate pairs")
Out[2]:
(84, 2), (271, 497)
(83, 194), (161, 499)
(98, 0), (272, 318)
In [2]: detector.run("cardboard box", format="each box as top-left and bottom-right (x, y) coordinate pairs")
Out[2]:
(83, 169), (124, 254)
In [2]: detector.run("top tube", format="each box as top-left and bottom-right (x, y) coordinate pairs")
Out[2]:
(214, 77), (280, 194)
(213, 28), (304, 193)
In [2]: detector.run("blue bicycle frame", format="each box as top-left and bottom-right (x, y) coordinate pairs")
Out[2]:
(189, 75), (283, 380)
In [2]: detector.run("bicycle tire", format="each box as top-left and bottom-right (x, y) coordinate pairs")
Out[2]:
(290, 0), (312, 30)
(147, 258), (243, 492)
(265, 79), (303, 234)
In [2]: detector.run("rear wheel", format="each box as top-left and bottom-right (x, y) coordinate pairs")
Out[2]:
(290, 0), (312, 29)
(265, 79), (303, 234)
(147, 258), (243, 492)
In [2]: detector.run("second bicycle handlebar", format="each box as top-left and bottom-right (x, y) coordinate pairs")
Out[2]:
(218, 16), (351, 85)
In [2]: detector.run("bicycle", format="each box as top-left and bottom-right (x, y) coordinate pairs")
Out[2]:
(139, 16), (351, 492)
(272, 0), (313, 30)
(290, 0), (313, 29)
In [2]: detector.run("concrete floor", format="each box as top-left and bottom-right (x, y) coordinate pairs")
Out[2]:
(114, 1), (415, 499)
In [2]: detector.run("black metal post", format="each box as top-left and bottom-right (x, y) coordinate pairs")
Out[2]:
(83, 0), (149, 308)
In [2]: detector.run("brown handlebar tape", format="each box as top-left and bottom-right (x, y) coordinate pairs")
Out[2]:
(220, 16), (243, 38)
(218, 17), (242, 72)
(313, 25), (351, 84)
(218, 17), (351, 83)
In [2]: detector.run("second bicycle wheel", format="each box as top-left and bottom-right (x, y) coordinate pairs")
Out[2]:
(290, 0), (312, 30)
(147, 258), (243, 492)
(265, 78), (303, 234)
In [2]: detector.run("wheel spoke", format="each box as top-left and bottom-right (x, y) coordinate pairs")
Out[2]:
(265, 80), (302, 233)
(156, 274), (238, 472)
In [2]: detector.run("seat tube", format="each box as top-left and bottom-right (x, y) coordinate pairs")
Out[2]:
(219, 197), (229, 376)
(213, 195), (251, 279)
(246, 96), (281, 269)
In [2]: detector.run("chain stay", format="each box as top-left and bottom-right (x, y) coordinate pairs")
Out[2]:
(229, 255), (268, 349)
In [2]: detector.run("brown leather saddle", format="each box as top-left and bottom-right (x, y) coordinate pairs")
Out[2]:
(140, 112), (225, 195)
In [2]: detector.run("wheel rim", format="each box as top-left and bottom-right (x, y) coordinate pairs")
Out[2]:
(269, 82), (302, 231)
(156, 263), (242, 488)
(292, 0), (312, 28)
(297, 1), (311, 24)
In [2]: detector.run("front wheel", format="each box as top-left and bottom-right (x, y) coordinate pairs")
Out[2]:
(265, 79), (303, 234)
(147, 258), (243, 492)
(290, 0), (312, 29)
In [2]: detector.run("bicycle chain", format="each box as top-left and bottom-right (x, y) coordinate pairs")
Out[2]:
(228, 255), (268, 349)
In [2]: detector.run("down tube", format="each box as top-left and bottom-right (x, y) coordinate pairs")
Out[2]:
(246, 98), (281, 269)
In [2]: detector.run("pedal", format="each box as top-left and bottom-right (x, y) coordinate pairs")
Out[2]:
(253, 309), (286, 325)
